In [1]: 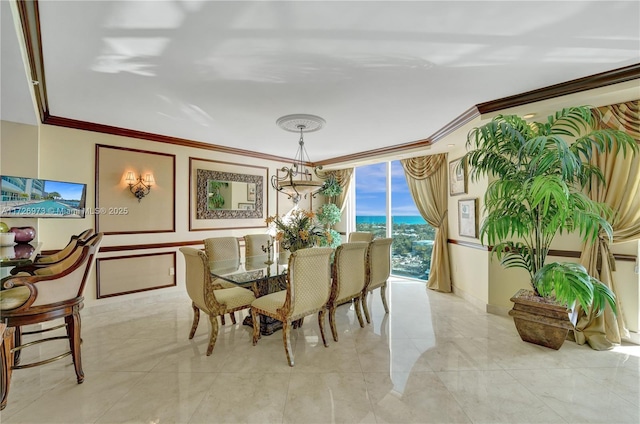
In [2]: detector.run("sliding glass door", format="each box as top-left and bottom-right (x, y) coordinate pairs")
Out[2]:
(355, 161), (435, 281)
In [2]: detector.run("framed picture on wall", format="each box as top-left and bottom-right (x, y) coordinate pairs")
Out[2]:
(449, 157), (467, 196)
(458, 198), (478, 238)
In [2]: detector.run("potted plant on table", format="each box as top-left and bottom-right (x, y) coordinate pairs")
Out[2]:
(463, 106), (637, 349)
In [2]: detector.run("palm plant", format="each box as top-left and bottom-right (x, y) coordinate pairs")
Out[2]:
(463, 106), (637, 315)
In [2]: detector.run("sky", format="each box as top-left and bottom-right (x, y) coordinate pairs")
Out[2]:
(355, 161), (421, 216)
(44, 180), (85, 201)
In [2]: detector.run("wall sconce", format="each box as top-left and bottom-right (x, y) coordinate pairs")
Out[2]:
(125, 171), (154, 202)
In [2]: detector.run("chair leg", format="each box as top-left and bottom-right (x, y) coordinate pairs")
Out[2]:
(12, 327), (22, 366)
(282, 320), (294, 367)
(1, 326), (15, 411)
(362, 291), (371, 324)
(189, 302), (200, 339)
(65, 309), (84, 384)
(220, 314), (226, 325)
(318, 309), (328, 347)
(251, 309), (260, 345)
(328, 305), (338, 342)
(206, 314), (219, 356)
(354, 296), (365, 328)
(380, 282), (389, 314)
(229, 312), (236, 325)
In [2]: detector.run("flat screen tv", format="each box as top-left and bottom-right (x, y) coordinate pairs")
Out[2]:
(0, 175), (87, 219)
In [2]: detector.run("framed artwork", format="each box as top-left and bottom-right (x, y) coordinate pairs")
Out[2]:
(449, 157), (467, 196)
(238, 203), (255, 210)
(247, 183), (256, 201)
(458, 198), (478, 238)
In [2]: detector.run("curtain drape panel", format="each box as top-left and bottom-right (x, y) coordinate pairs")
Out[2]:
(401, 154), (452, 292)
(576, 100), (640, 350)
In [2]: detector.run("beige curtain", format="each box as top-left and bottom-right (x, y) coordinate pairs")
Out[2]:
(321, 168), (353, 212)
(575, 100), (640, 350)
(401, 154), (452, 292)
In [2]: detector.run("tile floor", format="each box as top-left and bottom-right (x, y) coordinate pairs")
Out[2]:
(2, 277), (639, 423)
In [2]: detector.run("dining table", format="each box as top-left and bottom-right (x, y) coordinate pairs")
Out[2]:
(210, 253), (291, 335)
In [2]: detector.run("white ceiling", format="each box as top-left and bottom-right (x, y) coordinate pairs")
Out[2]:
(2, 1), (639, 165)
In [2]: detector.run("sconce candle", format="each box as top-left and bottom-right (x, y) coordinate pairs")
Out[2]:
(125, 171), (154, 202)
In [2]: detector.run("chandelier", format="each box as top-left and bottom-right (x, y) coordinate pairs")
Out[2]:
(271, 114), (325, 204)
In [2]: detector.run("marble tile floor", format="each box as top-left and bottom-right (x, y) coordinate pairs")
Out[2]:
(2, 277), (639, 424)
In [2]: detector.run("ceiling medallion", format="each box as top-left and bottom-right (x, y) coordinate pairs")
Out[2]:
(271, 114), (326, 204)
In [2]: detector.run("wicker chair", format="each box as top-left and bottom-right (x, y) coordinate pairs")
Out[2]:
(362, 238), (393, 324)
(179, 247), (256, 356)
(250, 247), (334, 366)
(348, 231), (374, 243)
(0, 232), (103, 404)
(327, 242), (369, 341)
(243, 234), (272, 270)
(204, 236), (241, 324)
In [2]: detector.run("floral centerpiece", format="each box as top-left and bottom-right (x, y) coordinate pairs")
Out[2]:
(267, 208), (325, 252)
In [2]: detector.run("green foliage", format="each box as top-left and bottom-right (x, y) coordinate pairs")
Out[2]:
(316, 202), (341, 226)
(463, 106), (637, 314)
(319, 176), (343, 197)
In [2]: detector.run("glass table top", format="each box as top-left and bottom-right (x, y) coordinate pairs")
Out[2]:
(209, 254), (288, 286)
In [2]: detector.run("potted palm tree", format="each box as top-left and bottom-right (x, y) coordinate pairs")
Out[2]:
(463, 106), (637, 349)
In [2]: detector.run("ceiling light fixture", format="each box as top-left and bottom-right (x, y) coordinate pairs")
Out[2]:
(523, 113), (536, 119)
(271, 114), (325, 204)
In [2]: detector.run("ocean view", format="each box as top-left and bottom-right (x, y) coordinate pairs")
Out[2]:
(356, 215), (426, 225)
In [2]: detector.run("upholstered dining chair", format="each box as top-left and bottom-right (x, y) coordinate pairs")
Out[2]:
(348, 231), (374, 243)
(243, 234), (272, 270)
(362, 238), (393, 324)
(179, 247), (256, 356)
(327, 242), (369, 341)
(250, 247), (334, 367)
(204, 236), (241, 324)
(35, 228), (94, 264)
(0, 233), (103, 392)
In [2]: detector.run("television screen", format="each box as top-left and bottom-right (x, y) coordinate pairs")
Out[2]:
(0, 175), (87, 218)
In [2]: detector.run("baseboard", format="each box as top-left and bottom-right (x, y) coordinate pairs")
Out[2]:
(451, 284), (487, 312)
(486, 304), (511, 317)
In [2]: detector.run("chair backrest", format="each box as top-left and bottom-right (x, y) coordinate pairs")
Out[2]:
(244, 234), (272, 270)
(366, 238), (393, 291)
(204, 237), (240, 264)
(286, 247), (333, 319)
(332, 242), (369, 302)
(348, 232), (374, 243)
(36, 228), (95, 264)
(179, 247), (219, 313)
(30, 233), (103, 307)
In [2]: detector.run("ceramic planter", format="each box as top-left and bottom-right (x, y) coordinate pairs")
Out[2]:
(508, 289), (574, 350)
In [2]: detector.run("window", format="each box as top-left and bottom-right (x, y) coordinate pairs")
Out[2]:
(355, 161), (435, 281)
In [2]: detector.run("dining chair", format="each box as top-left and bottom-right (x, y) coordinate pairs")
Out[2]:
(35, 228), (94, 264)
(204, 236), (241, 324)
(362, 238), (393, 324)
(327, 242), (369, 341)
(348, 231), (374, 243)
(0, 233), (103, 398)
(250, 247), (334, 366)
(179, 247), (256, 356)
(243, 234), (272, 270)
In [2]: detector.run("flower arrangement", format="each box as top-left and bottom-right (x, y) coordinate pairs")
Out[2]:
(266, 208), (325, 252)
